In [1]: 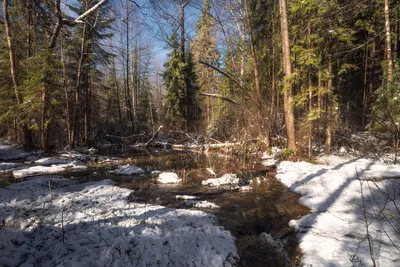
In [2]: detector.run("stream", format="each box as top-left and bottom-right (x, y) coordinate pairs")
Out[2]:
(1, 147), (310, 266)
(81, 148), (309, 266)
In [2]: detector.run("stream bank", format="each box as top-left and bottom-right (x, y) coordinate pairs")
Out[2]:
(0, 142), (310, 266)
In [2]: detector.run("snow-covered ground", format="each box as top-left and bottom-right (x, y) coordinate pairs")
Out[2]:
(109, 164), (145, 175)
(0, 140), (38, 161)
(0, 177), (238, 267)
(186, 200), (221, 209)
(158, 172), (181, 184)
(13, 163), (88, 179)
(35, 157), (73, 166)
(202, 173), (240, 186)
(275, 155), (400, 266)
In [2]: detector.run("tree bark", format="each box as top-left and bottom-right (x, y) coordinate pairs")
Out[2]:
(71, 21), (87, 148)
(3, 0), (33, 149)
(3, 0), (21, 105)
(60, 35), (72, 147)
(244, 0), (269, 149)
(308, 21), (313, 158)
(279, 0), (297, 152)
(385, 0), (393, 82)
(325, 56), (333, 155)
(362, 41), (369, 129)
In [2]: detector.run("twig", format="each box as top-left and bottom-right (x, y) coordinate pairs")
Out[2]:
(61, 206), (65, 244)
(48, 181), (53, 201)
(145, 125), (163, 147)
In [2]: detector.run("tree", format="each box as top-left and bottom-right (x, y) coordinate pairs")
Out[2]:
(191, 0), (219, 130)
(163, 33), (186, 128)
(279, 0), (297, 152)
(385, 0), (393, 82)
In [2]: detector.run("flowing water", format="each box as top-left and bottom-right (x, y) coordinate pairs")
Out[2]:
(1, 147), (310, 266)
(82, 148), (310, 266)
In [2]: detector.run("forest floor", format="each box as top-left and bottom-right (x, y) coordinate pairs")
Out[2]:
(0, 141), (238, 267)
(1, 139), (400, 266)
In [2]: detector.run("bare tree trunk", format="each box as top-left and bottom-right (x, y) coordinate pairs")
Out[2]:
(71, 22), (87, 148)
(3, 0), (21, 105)
(279, 0), (297, 152)
(111, 53), (122, 122)
(325, 56), (333, 155)
(362, 41), (369, 129)
(244, 0), (269, 149)
(125, 8), (133, 129)
(61, 36), (72, 147)
(308, 21), (313, 158)
(385, 0), (393, 82)
(180, 0), (189, 130)
(3, 0), (34, 149)
(41, 77), (49, 151)
(26, 0), (32, 58)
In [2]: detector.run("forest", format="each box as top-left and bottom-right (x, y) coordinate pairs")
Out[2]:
(1, 0), (398, 157)
(1, 1), (400, 267)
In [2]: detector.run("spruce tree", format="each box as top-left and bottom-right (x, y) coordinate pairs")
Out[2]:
(163, 33), (186, 129)
(191, 0), (219, 130)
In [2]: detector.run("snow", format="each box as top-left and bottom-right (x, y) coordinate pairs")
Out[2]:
(202, 173), (240, 186)
(262, 158), (278, 167)
(176, 195), (199, 200)
(35, 157), (73, 166)
(0, 177), (238, 267)
(157, 172), (181, 184)
(13, 163), (88, 179)
(206, 167), (216, 176)
(0, 140), (35, 161)
(186, 200), (220, 209)
(110, 164), (145, 175)
(274, 155), (400, 267)
(0, 162), (16, 171)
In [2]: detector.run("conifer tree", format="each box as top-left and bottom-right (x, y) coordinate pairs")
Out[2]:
(163, 33), (186, 128)
(191, 0), (219, 130)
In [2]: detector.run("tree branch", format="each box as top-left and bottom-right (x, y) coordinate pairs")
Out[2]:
(49, 0), (109, 49)
(199, 60), (248, 92)
(198, 93), (256, 119)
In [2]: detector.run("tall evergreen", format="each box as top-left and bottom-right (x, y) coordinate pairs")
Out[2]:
(191, 0), (219, 131)
(163, 33), (187, 129)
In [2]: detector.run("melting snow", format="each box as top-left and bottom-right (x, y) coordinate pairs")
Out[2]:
(35, 157), (73, 166)
(110, 164), (145, 175)
(176, 195), (199, 200)
(0, 162), (16, 171)
(158, 172), (181, 184)
(275, 155), (400, 266)
(202, 174), (240, 186)
(186, 200), (220, 209)
(13, 163), (88, 179)
(0, 177), (238, 266)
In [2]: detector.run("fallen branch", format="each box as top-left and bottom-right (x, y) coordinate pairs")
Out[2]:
(145, 126), (163, 147)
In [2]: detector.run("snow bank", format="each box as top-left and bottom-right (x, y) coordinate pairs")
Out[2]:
(158, 172), (181, 184)
(0, 162), (16, 171)
(13, 163), (88, 179)
(176, 195), (199, 200)
(0, 177), (238, 267)
(35, 157), (73, 166)
(186, 200), (220, 209)
(275, 155), (400, 267)
(110, 164), (145, 175)
(202, 173), (240, 186)
(0, 141), (35, 161)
